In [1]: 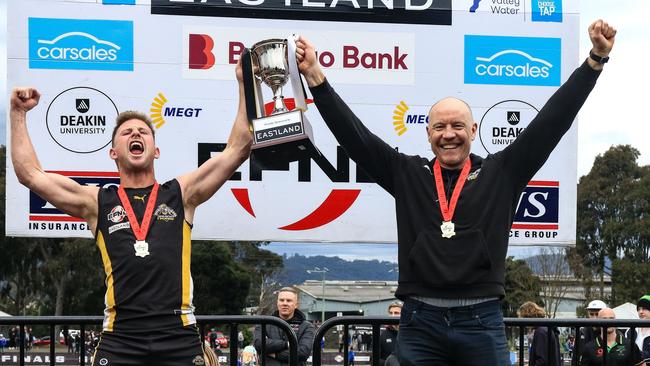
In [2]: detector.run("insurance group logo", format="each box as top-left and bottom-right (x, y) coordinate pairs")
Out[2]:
(392, 101), (428, 136)
(478, 100), (539, 154)
(513, 181), (559, 232)
(46, 87), (119, 154)
(149, 93), (204, 129)
(29, 171), (120, 231)
(28, 18), (134, 71)
(464, 35), (560, 86)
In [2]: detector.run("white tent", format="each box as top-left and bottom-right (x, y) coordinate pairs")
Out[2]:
(0, 310), (11, 317)
(613, 302), (638, 319)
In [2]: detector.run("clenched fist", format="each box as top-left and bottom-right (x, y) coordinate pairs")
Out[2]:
(11, 87), (41, 113)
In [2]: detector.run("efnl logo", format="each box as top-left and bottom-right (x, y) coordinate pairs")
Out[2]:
(464, 35), (561, 86)
(532, 0), (562, 22)
(29, 18), (133, 71)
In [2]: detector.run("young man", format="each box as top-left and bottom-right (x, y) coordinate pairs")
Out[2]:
(254, 287), (315, 366)
(10, 62), (252, 366)
(295, 20), (616, 365)
(626, 295), (650, 365)
(580, 308), (643, 366)
(573, 299), (609, 365)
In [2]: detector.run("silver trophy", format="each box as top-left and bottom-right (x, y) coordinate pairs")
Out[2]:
(242, 36), (319, 164)
(251, 39), (289, 115)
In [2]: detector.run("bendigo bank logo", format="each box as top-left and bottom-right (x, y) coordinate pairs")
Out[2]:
(189, 34), (215, 70)
(28, 18), (134, 71)
(513, 181), (559, 233)
(392, 101), (428, 136)
(464, 35), (561, 86)
(29, 171), (120, 231)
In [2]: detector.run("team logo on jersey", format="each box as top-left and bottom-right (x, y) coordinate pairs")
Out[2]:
(154, 204), (177, 222)
(467, 168), (481, 181)
(192, 355), (205, 366)
(108, 205), (126, 223)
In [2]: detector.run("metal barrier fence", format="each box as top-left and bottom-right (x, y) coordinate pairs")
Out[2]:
(0, 315), (298, 366)
(2, 315), (650, 366)
(311, 316), (650, 366)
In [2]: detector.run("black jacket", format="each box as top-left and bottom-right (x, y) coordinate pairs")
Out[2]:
(379, 327), (399, 366)
(254, 309), (315, 366)
(626, 328), (650, 364)
(530, 326), (562, 366)
(310, 61), (600, 299)
(580, 332), (643, 366)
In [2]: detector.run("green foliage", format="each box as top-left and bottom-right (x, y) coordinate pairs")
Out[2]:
(503, 256), (543, 318)
(573, 145), (650, 305)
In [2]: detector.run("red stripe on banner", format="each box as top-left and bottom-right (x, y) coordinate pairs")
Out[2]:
(527, 181), (559, 187)
(279, 189), (361, 231)
(30, 216), (85, 222)
(45, 171), (120, 177)
(231, 188), (256, 217)
(511, 224), (559, 230)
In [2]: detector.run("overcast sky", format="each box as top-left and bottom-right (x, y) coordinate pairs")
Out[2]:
(1, 1), (648, 261)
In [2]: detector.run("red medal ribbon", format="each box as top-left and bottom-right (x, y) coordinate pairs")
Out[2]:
(117, 182), (159, 241)
(433, 159), (471, 222)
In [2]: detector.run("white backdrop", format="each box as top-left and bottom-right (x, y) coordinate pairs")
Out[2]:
(6, 0), (578, 245)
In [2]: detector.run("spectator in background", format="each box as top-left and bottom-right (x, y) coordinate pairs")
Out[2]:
(626, 295), (650, 365)
(349, 349), (355, 366)
(338, 331), (344, 353)
(380, 301), (403, 366)
(580, 308), (643, 366)
(518, 301), (561, 366)
(254, 287), (315, 366)
(573, 299), (608, 365)
(0, 333), (7, 353)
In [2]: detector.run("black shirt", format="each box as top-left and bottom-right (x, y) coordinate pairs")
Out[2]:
(580, 332), (643, 366)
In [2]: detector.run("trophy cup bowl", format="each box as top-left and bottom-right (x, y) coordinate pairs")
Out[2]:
(251, 39), (289, 114)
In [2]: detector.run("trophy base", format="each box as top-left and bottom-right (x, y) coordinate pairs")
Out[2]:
(251, 109), (320, 164)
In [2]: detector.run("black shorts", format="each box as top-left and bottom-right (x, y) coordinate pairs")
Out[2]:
(92, 325), (205, 366)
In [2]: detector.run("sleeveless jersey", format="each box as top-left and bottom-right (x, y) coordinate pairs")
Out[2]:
(95, 179), (195, 332)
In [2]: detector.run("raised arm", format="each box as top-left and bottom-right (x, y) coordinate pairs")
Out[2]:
(295, 36), (401, 194)
(500, 19), (616, 186)
(10, 87), (99, 232)
(177, 60), (253, 221)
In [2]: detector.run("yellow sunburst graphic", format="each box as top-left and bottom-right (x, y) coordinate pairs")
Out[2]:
(393, 101), (409, 136)
(150, 93), (168, 129)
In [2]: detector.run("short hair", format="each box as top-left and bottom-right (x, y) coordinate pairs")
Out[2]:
(277, 287), (298, 297)
(112, 110), (156, 146)
(518, 301), (546, 318)
(388, 301), (403, 311)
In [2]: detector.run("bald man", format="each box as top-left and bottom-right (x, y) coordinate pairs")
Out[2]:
(296, 20), (616, 366)
(579, 308), (643, 366)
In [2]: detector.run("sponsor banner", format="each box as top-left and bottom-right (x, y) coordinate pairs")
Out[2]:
(7, 0), (579, 245)
(28, 18), (134, 71)
(464, 35), (561, 86)
(532, 0), (562, 22)
(182, 27), (415, 85)
(45, 87), (119, 154)
(151, 0), (452, 25)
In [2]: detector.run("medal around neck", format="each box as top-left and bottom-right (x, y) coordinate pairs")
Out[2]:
(243, 35), (321, 168)
(134, 240), (150, 258)
(440, 221), (456, 239)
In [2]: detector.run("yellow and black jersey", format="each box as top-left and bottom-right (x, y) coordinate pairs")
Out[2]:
(95, 179), (195, 333)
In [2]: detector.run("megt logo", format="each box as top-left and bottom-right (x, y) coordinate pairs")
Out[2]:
(512, 181), (559, 230)
(150, 93), (203, 128)
(464, 35), (561, 86)
(29, 18), (134, 71)
(392, 101), (428, 136)
(29, 171), (120, 230)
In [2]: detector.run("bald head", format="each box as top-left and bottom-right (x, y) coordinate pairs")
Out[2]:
(428, 97), (475, 128)
(598, 308), (615, 319)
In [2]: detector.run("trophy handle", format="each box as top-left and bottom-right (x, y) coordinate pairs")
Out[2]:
(241, 48), (265, 119)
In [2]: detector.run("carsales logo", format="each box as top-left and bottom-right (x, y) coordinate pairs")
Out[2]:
(464, 35), (561, 86)
(182, 27), (415, 85)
